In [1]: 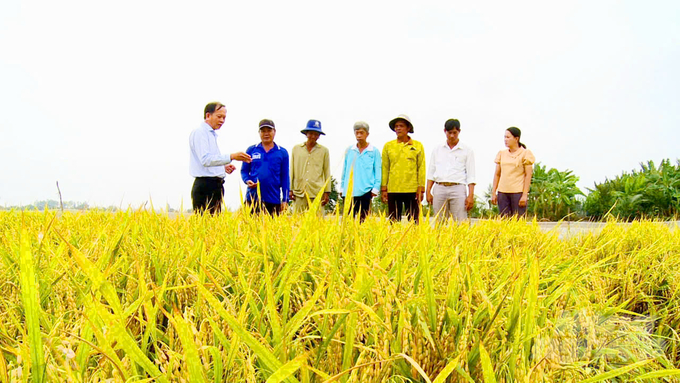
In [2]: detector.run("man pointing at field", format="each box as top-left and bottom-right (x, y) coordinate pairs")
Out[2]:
(189, 102), (251, 214)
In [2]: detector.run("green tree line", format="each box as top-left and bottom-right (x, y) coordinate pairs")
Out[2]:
(339, 158), (679, 221)
(5, 159), (678, 221)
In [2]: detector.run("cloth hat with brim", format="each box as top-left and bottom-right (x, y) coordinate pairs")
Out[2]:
(389, 114), (414, 133)
(259, 119), (275, 130)
(301, 119), (325, 135)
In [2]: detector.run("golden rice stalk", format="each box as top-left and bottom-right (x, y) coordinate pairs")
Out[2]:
(193, 277), (299, 383)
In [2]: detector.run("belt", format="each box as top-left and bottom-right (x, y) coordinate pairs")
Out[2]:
(196, 176), (225, 184)
(435, 181), (462, 186)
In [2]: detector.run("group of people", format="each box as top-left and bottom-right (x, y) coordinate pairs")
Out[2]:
(189, 102), (536, 222)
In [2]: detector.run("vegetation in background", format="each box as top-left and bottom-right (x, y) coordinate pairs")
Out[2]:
(324, 176), (341, 214)
(0, 200), (94, 211)
(470, 163), (584, 220)
(470, 185), (499, 218)
(527, 163), (584, 221)
(5, 158), (679, 222)
(1, 210), (679, 382)
(584, 159), (680, 220)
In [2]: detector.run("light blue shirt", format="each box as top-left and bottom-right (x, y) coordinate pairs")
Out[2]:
(341, 143), (382, 197)
(189, 122), (232, 178)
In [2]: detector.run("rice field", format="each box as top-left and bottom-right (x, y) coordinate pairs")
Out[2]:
(1, 209), (679, 382)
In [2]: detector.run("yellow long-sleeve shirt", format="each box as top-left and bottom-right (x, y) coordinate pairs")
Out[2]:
(381, 138), (426, 193)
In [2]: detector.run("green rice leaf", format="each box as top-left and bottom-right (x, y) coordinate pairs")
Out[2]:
(169, 311), (206, 383)
(19, 229), (45, 383)
(398, 353), (432, 383)
(94, 304), (168, 383)
(634, 368), (680, 380)
(478, 343), (497, 383)
(580, 359), (652, 383)
(432, 355), (461, 383)
(265, 353), (307, 383)
(194, 278), (299, 382)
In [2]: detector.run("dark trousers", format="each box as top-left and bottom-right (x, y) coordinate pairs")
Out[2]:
(245, 199), (282, 215)
(351, 192), (373, 222)
(387, 193), (419, 223)
(192, 177), (224, 214)
(497, 192), (526, 217)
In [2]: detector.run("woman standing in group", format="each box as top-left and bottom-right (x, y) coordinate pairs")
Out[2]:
(491, 127), (535, 217)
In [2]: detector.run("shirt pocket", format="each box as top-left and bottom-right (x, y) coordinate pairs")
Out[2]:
(404, 148), (418, 162)
(306, 158), (323, 174)
(454, 154), (467, 170)
(361, 152), (375, 170)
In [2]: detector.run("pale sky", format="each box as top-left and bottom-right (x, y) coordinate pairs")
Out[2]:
(1, 0), (678, 210)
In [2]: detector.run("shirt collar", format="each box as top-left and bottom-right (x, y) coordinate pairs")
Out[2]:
(351, 143), (375, 152)
(201, 121), (216, 134)
(395, 138), (413, 146)
(256, 142), (280, 150)
(442, 141), (464, 151)
(300, 142), (319, 151)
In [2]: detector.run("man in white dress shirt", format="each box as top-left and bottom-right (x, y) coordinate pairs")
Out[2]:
(189, 102), (251, 214)
(425, 119), (476, 221)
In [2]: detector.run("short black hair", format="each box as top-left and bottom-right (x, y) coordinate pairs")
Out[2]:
(204, 102), (226, 118)
(444, 119), (460, 131)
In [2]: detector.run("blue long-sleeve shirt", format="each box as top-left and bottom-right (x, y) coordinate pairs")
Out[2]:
(340, 144), (382, 197)
(241, 143), (290, 204)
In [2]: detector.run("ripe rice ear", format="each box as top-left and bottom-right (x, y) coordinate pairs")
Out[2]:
(93, 301), (168, 382)
(162, 307), (206, 383)
(194, 278), (299, 382)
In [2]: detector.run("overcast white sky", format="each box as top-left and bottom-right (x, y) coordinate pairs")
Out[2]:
(1, 0), (678, 210)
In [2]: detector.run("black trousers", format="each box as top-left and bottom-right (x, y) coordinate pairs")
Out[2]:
(191, 177), (224, 214)
(387, 193), (419, 223)
(351, 192), (373, 222)
(497, 192), (526, 217)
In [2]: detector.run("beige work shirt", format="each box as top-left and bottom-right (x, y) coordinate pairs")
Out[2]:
(291, 143), (331, 198)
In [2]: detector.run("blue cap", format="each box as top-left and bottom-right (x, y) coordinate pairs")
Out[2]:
(301, 119), (325, 135)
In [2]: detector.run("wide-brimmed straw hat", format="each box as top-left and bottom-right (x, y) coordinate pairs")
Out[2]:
(389, 114), (414, 133)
